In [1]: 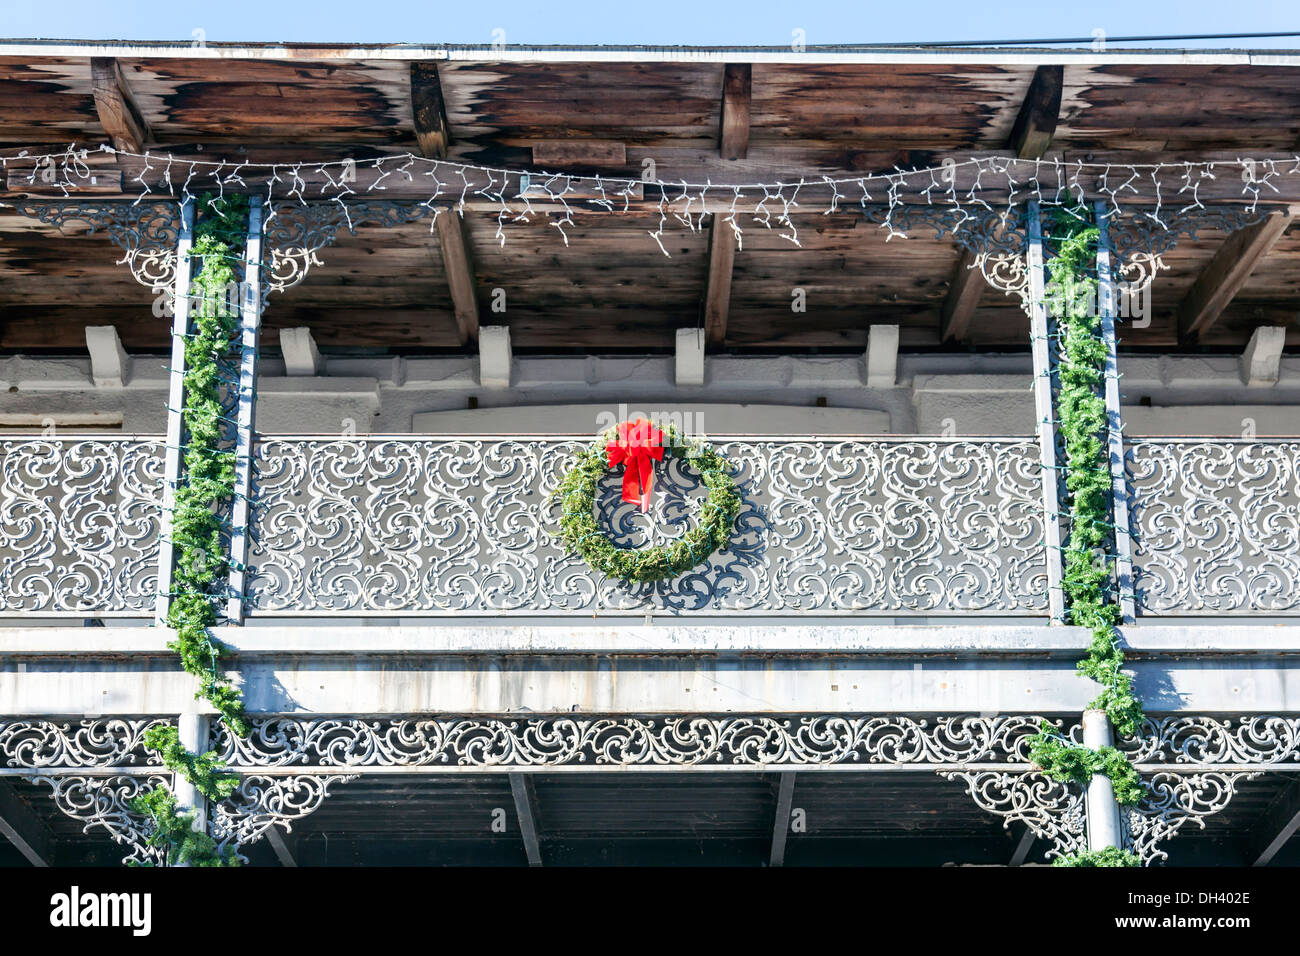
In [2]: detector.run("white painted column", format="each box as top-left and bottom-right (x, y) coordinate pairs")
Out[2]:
(155, 198), (196, 627)
(1026, 201), (1066, 623)
(1082, 708), (1123, 851)
(1095, 202), (1136, 623)
(171, 711), (210, 868)
(226, 196), (265, 624)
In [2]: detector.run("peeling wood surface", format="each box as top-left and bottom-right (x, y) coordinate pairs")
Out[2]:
(0, 55), (1298, 353)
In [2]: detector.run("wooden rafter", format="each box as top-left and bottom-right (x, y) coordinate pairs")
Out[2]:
(719, 64), (751, 161)
(940, 250), (985, 343)
(410, 62), (452, 159)
(941, 66), (1064, 344)
(699, 63), (750, 346)
(703, 217), (736, 345)
(1178, 210), (1294, 341)
(768, 771), (797, 867)
(1008, 65), (1064, 161)
(90, 58), (150, 154)
(509, 774), (543, 867)
(1251, 779), (1300, 866)
(435, 212), (480, 344)
(0, 781), (53, 867)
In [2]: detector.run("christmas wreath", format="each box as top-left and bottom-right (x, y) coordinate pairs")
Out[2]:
(555, 419), (741, 583)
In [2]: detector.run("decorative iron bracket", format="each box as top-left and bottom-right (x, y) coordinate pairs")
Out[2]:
(9, 199), (182, 292)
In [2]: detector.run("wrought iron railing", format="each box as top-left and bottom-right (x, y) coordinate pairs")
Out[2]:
(8, 434), (1298, 619)
(242, 436), (1048, 616)
(0, 439), (164, 615)
(1127, 439), (1300, 615)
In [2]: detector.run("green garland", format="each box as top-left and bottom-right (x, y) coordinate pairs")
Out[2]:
(1029, 722), (1144, 806)
(555, 423), (740, 583)
(140, 725), (239, 803)
(164, 193), (251, 736)
(1027, 205), (1147, 865)
(131, 194), (252, 866)
(1051, 846), (1143, 867)
(130, 786), (238, 867)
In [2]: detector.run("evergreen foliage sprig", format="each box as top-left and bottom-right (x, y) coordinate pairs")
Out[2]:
(555, 423), (741, 583)
(140, 725), (239, 803)
(1029, 721), (1144, 806)
(1051, 846), (1143, 867)
(129, 785), (238, 867)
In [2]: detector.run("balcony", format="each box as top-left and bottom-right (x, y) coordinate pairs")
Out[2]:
(4, 432), (1298, 621)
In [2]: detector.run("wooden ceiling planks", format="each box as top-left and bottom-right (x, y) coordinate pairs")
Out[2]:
(0, 57), (100, 146)
(749, 62), (1026, 150)
(437, 60), (722, 148)
(121, 57), (413, 144)
(0, 52), (1297, 353)
(1058, 64), (1300, 152)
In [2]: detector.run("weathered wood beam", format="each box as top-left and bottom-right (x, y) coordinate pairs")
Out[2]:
(1250, 779), (1300, 866)
(0, 781), (53, 867)
(719, 64), (752, 161)
(703, 217), (736, 345)
(1008, 65), (1064, 160)
(410, 62), (451, 160)
(769, 771), (797, 867)
(532, 141), (626, 168)
(434, 212), (480, 344)
(940, 249), (984, 343)
(509, 773), (543, 867)
(699, 65), (751, 348)
(90, 58), (150, 154)
(939, 67), (1063, 344)
(1179, 210), (1294, 341)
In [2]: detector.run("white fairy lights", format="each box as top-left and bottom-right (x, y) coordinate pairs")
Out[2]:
(2, 144), (1298, 257)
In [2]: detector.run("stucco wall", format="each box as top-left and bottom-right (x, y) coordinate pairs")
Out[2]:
(2, 350), (1298, 437)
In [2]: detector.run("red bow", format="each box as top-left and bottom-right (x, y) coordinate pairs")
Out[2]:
(607, 419), (665, 512)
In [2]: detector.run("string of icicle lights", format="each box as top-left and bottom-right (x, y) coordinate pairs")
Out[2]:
(3, 143), (1298, 256)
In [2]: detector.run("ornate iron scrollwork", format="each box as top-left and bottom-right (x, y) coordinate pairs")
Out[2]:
(1107, 205), (1269, 291)
(1119, 716), (1300, 766)
(0, 718), (170, 768)
(1123, 771), (1260, 865)
(1126, 440), (1300, 615)
(0, 440), (165, 615)
(212, 715), (1053, 770)
(941, 770), (1087, 860)
(863, 204), (1031, 305)
(9, 200), (181, 291)
(25, 773), (169, 866)
(261, 200), (437, 294)
(246, 437), (1047, 616)
(210, 773), (358, 860)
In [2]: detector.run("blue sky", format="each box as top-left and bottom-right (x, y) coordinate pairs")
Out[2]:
(2, 0), (1297, 48)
